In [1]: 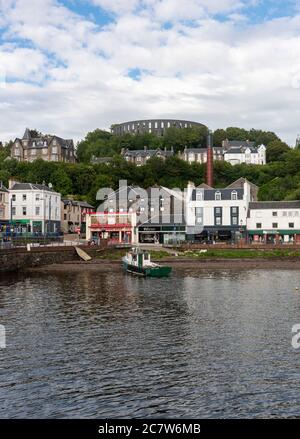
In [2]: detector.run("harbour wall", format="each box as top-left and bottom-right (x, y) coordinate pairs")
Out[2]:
(0, 246), (103, 273)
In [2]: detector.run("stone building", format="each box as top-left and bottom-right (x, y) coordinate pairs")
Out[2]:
(121, 146), (174, 166)
(11, 129), (76, 163)
(111, 119), (206, 136)
(179, 146), (224, 164)
(61, 199), (94, 234)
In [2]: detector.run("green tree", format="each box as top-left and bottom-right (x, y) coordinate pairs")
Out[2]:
(76, 129), (113, 162)
(266, 140), (290, 162)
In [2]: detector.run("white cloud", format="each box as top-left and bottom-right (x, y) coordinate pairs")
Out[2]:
(0, 0), (300, 145)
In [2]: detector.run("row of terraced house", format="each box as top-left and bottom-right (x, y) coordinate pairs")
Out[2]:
(86, 178), (300, 245)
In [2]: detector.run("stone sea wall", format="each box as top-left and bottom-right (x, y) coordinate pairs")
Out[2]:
(0, 246), (102, 273)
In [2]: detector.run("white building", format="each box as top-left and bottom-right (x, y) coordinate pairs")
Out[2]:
(247, 201), (300, 243)
(180, 141), (266, 166)
(186, 178), (258, 242)
(223, 140), (266, 165)
(8, 181), (61, 234)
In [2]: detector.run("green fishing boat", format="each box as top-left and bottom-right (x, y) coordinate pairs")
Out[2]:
(122, 248), (172, 277)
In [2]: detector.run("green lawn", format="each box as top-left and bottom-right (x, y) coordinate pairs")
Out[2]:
(94, 247), (300, 260)
(181, 249), (300, 259)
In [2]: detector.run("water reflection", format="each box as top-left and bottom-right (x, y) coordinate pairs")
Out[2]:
(0, 269), (300, 418)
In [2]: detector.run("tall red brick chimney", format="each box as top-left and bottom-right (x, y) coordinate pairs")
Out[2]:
(206, 130), (214, 187)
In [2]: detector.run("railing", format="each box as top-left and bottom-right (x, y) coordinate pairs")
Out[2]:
(0, 233), (64, 249)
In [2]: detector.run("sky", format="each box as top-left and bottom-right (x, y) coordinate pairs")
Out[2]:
(1, 0), (300, 145)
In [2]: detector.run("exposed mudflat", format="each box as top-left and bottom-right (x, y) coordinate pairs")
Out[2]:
(26, 257), (300, 273)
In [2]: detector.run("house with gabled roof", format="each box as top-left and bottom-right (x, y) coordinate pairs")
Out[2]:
(121, 146), (174, 166)
(11, 128), (76, 163)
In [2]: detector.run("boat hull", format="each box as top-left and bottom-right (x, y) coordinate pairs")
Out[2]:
(123, 261), (172, 277)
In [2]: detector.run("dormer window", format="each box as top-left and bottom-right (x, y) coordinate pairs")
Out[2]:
(196, 189), (203, 201)
(215, 191), (221, 201)
(231, 191), (237, 200)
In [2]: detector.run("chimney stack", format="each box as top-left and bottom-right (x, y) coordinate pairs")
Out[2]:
(206, 130), (214, 187)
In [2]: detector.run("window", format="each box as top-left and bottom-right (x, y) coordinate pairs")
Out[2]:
(272, 223), (278, 228)
(64, 214), (67, 220)
(289, 223), (294, 228)
(214, 207), (222, 226)
(36, 194), (40, 201)
(52, 146), (58, 154)
(12, 207), (16, 216)
(35, 206), (40, 216)
(231, 191), (237, 200)
(196, 189), (203, 201)
(23, 207), (27, 216)
(282, 211), (287, 217)
(256, 223), (262, 229)
(215, 191), (221, 201)
(272, 212), (278, 217)
(231, 207), (239, 226)
(31, 148), (36, 155)
(22, 194), (27, 201)
(12, 194), (16, 201)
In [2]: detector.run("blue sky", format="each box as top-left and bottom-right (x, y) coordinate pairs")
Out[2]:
(1, 0), (300, 144)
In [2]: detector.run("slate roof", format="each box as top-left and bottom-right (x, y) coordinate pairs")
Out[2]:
(0, 183), (8, 192)
(183, 147), (223, 154)
(10, 183), (56, 192)
(249, 201), (300, 210)
(192, 188), (244, 201)
(62, 199), (94, 209)
(123, 148), (173, 157)
(18, 129), (74, 150)
(224, 140), (255, 148)
(226, 177), (259, 191)
(225, 146), (258, 154)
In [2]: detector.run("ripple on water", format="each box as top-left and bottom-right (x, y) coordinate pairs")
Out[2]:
(0, 269), (300, 418)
